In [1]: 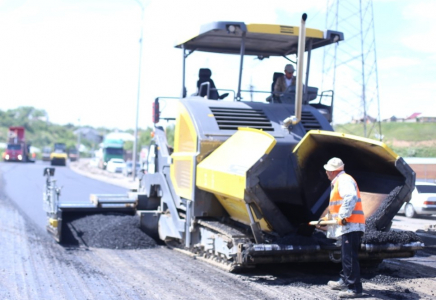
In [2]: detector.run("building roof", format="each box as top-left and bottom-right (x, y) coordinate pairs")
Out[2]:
(406, 112), (421, 120)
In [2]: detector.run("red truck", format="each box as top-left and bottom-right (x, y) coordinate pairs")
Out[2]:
(2, 126), (34, 162)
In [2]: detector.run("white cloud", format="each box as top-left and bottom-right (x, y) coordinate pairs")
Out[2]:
(402, 0), (436, 20)
(398, 0), (436, 53)
(378, 56), (420, 70)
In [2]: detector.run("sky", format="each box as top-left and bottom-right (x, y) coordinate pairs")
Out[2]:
(0, 0), (435, 131)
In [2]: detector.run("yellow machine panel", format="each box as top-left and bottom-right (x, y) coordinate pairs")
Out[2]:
(293, 130), (398, 165)
(246, 23), (323, 38)
(196, 128), (276, 230)
(170, 102), (198, 200)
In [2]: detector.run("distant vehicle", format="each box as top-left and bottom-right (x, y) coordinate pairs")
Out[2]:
(123, 161), (142, 177)
(50, 143), (67, 166)
(68, 147), (79, 162)
(106, 158), (126, 173)
(3, 126), (34, 163)
(398, 182), (436, 218)
(97, 139), (124, 170)
(89, 156), (99, 167)
(42, 147), (52, 162)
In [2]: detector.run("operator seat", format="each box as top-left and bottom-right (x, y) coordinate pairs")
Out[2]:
(197, 68), (219, 99)
(267, 72), (284, 102)
(271, 72), (284, 93)
(197, 68), (228, 100)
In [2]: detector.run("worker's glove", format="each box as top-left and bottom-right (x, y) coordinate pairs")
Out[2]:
(319, 216), (329, 222)
(318, 217), (327, 226)
(335, 217), (347, 226)
(316, 217), (327, 227)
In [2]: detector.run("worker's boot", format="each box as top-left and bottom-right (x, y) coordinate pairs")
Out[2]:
(338, 289), (362, 298)
(327, 279), (347, 290)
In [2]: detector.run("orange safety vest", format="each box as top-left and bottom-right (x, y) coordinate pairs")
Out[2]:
(329, 173), (365, 224)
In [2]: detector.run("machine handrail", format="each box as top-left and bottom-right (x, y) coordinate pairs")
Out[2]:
(198, 82), (211, 99)
(154, 97), (179, 121)
(315, 90), (334, 106)
(198, 83), (236, 101)
(240, 89), (271, 94)
(216, 88), (236, 101)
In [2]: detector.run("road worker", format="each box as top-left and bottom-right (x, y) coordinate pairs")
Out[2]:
(321, 157), (365, 298)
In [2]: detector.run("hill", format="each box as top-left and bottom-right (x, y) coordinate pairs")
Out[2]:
(334, 122), (436, 157)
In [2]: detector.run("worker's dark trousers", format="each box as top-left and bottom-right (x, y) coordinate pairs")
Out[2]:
(340, 231), (363, 293)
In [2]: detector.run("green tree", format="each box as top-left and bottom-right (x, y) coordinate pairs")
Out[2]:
(165, 125), (175, 147)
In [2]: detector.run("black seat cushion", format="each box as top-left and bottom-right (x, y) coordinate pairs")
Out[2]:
(272, 72), (284, 93)
(197, 68), (219, 100)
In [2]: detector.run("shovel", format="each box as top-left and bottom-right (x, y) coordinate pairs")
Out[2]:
(296, 219), (346, 236)
(308, 219), (347, 226)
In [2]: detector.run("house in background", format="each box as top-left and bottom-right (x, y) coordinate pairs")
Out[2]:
(382, 113), (436, 123)
(74, 127), (103, 144)
(418, 115), (436, 123)
(351, 115), (377, 124)
(405, 112), (421, 123)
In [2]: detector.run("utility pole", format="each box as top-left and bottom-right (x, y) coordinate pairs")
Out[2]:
(132, 0), (145, 181)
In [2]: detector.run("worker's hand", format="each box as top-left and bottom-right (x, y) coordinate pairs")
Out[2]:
(335, 217), (347, 225)
(315, 218), (327, 230)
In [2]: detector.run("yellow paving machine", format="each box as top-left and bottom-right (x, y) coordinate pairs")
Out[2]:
(46, 15), (422, 271)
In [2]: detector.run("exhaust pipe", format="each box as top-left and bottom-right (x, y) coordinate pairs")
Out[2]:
(283, 13), (307, 127)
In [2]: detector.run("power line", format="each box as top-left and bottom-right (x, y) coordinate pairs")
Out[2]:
(323, 0), (382, 140)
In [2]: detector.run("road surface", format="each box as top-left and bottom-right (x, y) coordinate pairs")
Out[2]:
(1, 160), (436, 300)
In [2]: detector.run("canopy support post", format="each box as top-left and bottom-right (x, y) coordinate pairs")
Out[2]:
(236, 32), (246, 101)
(181, 45), (186, 98)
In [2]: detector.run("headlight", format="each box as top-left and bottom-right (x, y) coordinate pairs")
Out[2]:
(18, 155), (22, 160)
(5, 154), (9, 160)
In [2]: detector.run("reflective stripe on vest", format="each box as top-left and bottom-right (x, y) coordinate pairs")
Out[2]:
(329, 173), (365, 224)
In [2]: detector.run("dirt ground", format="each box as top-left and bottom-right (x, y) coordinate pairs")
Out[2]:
(1, 161), (436, 300)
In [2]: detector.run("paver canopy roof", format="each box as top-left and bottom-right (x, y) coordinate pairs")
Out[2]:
(175, 22), (344, 57)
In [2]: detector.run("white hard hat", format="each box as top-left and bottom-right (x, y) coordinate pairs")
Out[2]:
(324, 157), (344, 171)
